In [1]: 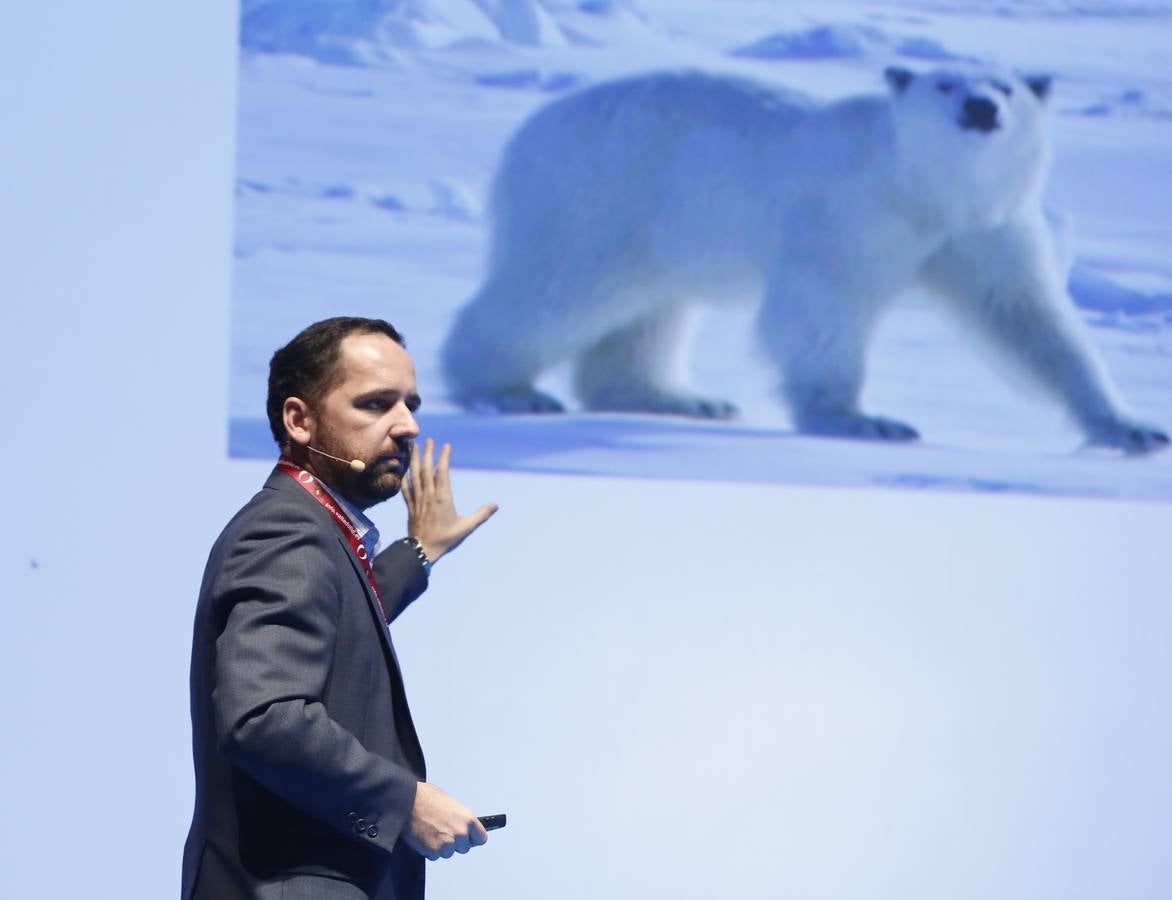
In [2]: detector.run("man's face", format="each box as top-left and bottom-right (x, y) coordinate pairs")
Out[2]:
(304, 332), (421, 508)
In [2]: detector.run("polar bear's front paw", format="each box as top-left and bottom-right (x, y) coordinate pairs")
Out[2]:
(582, 386), (738, 419)
(1085, 416), (1170, 455)
(455, 386), (566, 414)
(799, 411), (921, 442)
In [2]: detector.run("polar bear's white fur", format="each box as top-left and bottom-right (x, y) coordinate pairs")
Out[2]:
(441, 66), (1168, 452)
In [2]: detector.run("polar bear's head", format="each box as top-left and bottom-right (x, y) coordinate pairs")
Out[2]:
(883, 65), (1053, 227)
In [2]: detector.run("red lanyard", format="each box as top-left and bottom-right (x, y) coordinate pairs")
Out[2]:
(276, 461), (386, 622)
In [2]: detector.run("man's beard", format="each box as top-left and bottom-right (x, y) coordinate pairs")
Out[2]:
(312, 426), (410, 510)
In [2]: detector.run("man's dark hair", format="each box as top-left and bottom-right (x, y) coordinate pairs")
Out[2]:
(267, 317), (406, 444)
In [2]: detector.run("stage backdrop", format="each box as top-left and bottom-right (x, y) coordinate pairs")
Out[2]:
(6, 3), (1172, 900)
(228, 0), (1172, 500)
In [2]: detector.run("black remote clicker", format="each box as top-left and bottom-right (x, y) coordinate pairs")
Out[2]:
(477, 814), (507, 831)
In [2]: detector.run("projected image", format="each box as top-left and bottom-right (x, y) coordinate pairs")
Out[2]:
(230, 0), (1172, 499)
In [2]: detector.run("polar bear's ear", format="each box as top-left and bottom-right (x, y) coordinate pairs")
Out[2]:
(1023, 74), (1052, 102)
(884, 66), (915, 94)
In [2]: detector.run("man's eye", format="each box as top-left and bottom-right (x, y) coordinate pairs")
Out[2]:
(993, 81), (1013, 97)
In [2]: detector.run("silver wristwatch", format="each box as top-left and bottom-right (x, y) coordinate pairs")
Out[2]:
(403, 537), (433, 574)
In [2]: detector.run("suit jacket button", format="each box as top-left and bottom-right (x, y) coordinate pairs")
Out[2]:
(367, 825), (379, 838)
(348, 812), (358, 822)
(354, 818), (367, 832)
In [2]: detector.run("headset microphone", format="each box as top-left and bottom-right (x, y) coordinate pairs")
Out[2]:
(307, 445), (367, 473)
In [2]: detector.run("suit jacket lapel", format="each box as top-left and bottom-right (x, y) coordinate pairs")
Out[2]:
(267, 467), (425, 774)
(266, 469), (400, 665)
(338, 537), (396, 655)
(341, 534), (427, 775)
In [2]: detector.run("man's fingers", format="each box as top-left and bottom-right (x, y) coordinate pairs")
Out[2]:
(451, 504), (498, 543)
(436, 441), (452, 481)
(422, 437), (435, 493)
(470, 822), (489, 847)
(469, 503), (499, 530)
(404, 442), (421, 505)
(403, 440), (497, 561)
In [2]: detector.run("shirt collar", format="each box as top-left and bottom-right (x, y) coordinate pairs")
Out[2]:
(318, 480), (381, 558)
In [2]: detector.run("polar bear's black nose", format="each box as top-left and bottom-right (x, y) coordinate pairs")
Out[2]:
(961, 96), (1000, 132)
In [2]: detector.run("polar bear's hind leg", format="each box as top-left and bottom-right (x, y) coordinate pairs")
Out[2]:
(573, 304), (738, 418)
(441, 274), (572, 414)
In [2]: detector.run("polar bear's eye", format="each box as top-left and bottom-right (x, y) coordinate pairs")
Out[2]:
(993, 81), (1013, 97)
(936, 82), (954, 93)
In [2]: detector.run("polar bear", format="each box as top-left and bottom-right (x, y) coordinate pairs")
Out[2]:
(441, 66), (1168, 452)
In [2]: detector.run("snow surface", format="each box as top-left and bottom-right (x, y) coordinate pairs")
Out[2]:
(229, 0), (1172, 500)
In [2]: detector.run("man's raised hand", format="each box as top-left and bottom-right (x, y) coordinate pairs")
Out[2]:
(403, 438), (498, 564)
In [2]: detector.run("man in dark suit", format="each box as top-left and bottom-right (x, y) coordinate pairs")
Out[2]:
(183, 317), (497, 899)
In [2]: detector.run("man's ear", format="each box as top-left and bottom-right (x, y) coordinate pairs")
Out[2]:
(885, 66), (915, 95)
(283, 396), (315, 447)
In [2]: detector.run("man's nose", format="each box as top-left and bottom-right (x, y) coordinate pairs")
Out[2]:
(392, 404), (420, 439)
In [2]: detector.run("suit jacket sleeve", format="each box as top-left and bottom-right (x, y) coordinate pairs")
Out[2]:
(372, 540), (430, 624)
(211, 500), (418, 856)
